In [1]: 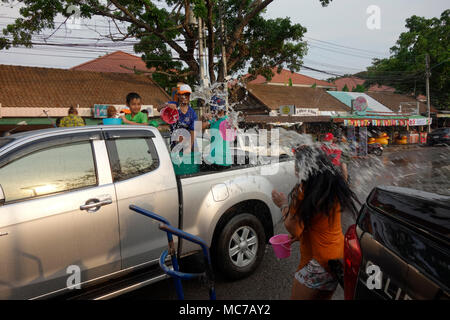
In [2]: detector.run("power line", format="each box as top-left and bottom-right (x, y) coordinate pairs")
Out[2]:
(307, 44), (377, 60)
(305, 36), (388, 56)
(0, 50), (184, 61)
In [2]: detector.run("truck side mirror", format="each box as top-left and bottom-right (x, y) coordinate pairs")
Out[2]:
(0, 184), (5, 205)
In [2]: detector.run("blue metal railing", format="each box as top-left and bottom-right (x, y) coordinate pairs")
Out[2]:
(129, 205), (216, 300)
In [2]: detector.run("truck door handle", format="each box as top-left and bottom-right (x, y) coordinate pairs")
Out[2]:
(80, 198), (112, 213)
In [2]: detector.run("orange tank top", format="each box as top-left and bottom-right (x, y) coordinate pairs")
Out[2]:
(288, 187), (344, 272)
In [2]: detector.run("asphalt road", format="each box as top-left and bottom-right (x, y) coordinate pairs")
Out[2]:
(117, 145), (450, 300)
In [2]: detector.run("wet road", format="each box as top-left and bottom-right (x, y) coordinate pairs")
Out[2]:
(117, 146), (450, 300)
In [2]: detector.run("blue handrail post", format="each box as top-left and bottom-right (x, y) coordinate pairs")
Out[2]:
(129, 205), (216, 300)
(128, 205), (184, 300)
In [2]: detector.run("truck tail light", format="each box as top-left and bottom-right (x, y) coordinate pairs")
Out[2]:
(344, 224), (362, 300)
(443, 135), (449, 138)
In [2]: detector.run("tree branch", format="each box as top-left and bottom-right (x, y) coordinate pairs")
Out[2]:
(107, 0), (198, 73)
(226, 0), (274, 63)
(120, 64), (195, 78)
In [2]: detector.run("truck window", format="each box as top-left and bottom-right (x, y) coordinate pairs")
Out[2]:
(0, 142), (97, 203)
(107, 138), (159, 182)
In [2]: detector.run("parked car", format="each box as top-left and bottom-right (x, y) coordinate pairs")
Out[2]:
(0, 126), (297, 299)
(343, 186), (450, 300)
(427, 127), (450, 146)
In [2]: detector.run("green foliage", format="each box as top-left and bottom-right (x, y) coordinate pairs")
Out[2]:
(352, 84), (365, 92)
(342, 84), (349, 92)
(365, 9), (450, 110)
(0, 0), (332, 89)
(311, 83), (317, 88)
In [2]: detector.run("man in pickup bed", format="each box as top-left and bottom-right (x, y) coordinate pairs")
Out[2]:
(158, 84), (199, 151)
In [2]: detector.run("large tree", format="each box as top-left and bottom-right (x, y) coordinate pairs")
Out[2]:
(0, 0), (332, 89)
(362, 9), (449, 110)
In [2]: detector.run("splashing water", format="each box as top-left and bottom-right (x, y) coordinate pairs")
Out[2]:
(188, 82), (450, 199)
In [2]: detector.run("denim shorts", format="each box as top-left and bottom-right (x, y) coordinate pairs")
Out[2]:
(295, 259), (338, 291)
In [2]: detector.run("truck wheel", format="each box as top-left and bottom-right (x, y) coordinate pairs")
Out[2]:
(214, 213), (266, 280)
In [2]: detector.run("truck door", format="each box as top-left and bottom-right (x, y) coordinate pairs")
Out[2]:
(0, 132), (121, 299)
(103, 129), (179, 268)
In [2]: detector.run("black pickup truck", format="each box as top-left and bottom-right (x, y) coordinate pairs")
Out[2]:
(342, 186), (450, 300)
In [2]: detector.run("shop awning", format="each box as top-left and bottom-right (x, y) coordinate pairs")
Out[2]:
(333, 115), (431, 127)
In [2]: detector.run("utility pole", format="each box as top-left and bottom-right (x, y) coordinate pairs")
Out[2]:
(198, 17), (206, 87)
(197, 17), (208, 117)
(221, 18), (229, 113)
(219, 3), (229, 113)
(425, 54), (431, 133)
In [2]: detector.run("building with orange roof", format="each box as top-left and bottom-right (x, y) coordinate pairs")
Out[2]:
(332, 76), (396, 93)
(247, 68), (337, 90)
(0, 64), (169, 133)
(71, 50), (155, 74)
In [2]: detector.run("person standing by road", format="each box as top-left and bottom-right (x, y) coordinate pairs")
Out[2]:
(321, 133), (348, 181)
(271, 145), (359, 300)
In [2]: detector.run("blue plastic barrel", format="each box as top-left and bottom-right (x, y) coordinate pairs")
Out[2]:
(103, 118), (123, 125)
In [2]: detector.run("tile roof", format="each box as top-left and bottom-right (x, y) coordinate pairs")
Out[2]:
(70, 50), (155, 74)
(332, 77), (396, 93)
(366, 92), (437, 114)
(332, 77), (365, 91)
(0, 64), (169, 109)
(248, 68), (336, 88)
(367, 84), (396, 92)
(246, 84), (349, 112)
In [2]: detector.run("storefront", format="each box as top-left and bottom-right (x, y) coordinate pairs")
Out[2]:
(244, 115), (333, 141)
(333, 115), (432, 147)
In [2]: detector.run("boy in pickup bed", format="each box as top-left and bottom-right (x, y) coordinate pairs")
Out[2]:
(120, 92), (148, 126)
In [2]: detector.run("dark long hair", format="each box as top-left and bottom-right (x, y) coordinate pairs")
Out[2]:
(288, 145), (360, 229)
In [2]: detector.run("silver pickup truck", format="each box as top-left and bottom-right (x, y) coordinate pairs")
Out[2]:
(0, 125), (296, 299)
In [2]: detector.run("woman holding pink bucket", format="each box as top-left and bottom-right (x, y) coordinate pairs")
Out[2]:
(271, 145), (359, 300)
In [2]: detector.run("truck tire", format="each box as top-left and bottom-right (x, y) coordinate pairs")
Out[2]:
(214, 213), (266, 280)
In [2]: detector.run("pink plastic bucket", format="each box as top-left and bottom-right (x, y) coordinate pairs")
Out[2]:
(219, 119), (237, 141)
(269, 234), (291, 259)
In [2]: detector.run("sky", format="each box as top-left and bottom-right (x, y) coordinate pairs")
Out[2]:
(0, 0), (448, 80)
